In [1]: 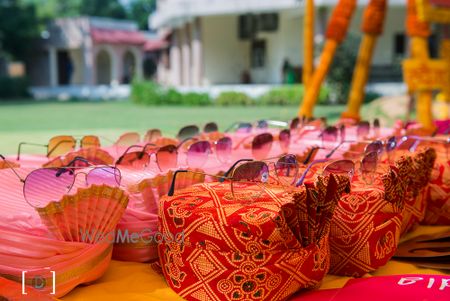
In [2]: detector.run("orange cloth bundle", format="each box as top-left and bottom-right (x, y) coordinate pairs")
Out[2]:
(406, 0), (431, 38)
(158, 175), (350, 301)
(328, 163), (405, 277)
(361, 0), (387, 35)
(325, 0), (357, 43)
(398, 149), (436, 235)
(424, 154), (450, 225)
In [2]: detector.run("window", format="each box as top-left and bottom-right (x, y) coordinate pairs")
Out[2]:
(251, 40), (266, 68)
(394, 33), (406, 57)
(238, 14), (257, 40)
(258, 13), (279, 32)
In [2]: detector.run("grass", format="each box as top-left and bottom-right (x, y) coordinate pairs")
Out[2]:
(0, 100), (348, 155)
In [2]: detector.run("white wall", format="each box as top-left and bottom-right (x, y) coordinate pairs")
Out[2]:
(165, 6), (407, 86)
(202, 15), (250, 85)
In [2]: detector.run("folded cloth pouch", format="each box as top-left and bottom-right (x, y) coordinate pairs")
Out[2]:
(328, 161), (406, 277)
(158, 175), (350, 301)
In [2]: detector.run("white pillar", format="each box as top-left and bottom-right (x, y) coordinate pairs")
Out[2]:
(81, 19), (94, 85)
(170, 29), (182, 86)
(181, 24), (191, 86)
(191, 18), (203, 86)
(49, 47), (58, 87)
(135, 48), (144, 79)
(111, 48), (120, 85)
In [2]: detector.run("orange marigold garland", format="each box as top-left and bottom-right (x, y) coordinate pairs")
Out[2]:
(326, 0), (357, 43)
(362, 0), (387, 35)
(406, 0), (431, 37)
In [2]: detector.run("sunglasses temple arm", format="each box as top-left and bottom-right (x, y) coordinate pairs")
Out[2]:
(65, 156), (93, 167)
(17, 142), (47, 161)
(47, 139), (76, 158)
(168, 170), (188, 196)
(222, 158), (254, 180)
(0, 154), (25, 182)
(177, 137), (195, 149)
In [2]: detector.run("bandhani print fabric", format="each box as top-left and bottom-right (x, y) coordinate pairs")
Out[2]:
(423, 156), (450, 225)
(158, 175), (350, 301)
(328, 163), (404, 277)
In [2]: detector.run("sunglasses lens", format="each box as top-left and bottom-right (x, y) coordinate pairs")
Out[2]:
(204, 122), (219, 133)
(48, 136), (76, 158)
(290, 117), (299, 130)
(156, 144), (178, 171)
(279, 129), (291, 153)
(80, 135), (100, 149)
(361, 151), (378, 175)
(117, 152), (149, 169)
(144, 129), (162, 143)
(323, 160), (355, 178)
(24, 168), (74, 207)
(275, 154), (298, 185)
(178, 125), (200, 140)
(322, 126), (338, 143)
(252, 133), (273, 160)
(366, 140), (383, 155)
(386, 136), (397, 152)
(357, 121), (370, 139)
(236, 122), (252, 133)
(116, 132), (140, 147)
(232, 161), (270, 183)
(216, 137), (232, 164)
(187, 141), (210, 168)
(257, 120), (268, 129)
(87, 167), (121, 187)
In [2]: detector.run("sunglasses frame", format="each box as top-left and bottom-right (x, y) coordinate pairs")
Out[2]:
(16, 135), (101, 160)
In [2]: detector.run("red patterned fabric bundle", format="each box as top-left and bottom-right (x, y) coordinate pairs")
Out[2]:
(329, 164), (405, 277)
(424, 153), (450, 225)
(158, 175), (350, 301)
(398, 149), (436, 235)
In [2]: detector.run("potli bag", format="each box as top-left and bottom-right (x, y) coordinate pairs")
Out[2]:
(423, 150), (450, 225)
(398, 149), (436, 235)
(158, 175), (350, 301)
(329, 162), (406, 277)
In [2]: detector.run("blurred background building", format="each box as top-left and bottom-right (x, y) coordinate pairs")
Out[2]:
(149, 0), (416, 87)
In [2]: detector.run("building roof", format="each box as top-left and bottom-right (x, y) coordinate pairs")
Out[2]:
(91, 28), (147, 45)
(150, 0), (406, 29)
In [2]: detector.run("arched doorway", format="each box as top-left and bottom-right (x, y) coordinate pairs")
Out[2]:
(96, 50), (112, 85)
(122, 51), (136, 84)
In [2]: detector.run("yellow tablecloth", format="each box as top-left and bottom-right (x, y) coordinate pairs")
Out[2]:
(61, 226), (450, 301)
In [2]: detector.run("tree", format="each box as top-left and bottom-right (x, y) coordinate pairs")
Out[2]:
(80, 0), (127, 19)
(0, 0), (40, 60)
(128, 0), (156, 30)
(326, 33), (361, 104)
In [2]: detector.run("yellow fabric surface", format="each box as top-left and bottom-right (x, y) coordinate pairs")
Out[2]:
(61, 226), (450, 301)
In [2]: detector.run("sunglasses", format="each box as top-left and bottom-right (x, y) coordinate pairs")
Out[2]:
(116, 136), (233, 171)
(176, 122), (220, 140)
(296, 151), (379, 186)
(17, 135), (102, 160)
(0, 155), (121, 208)
(234, 130), (291, 160)
(225, 120), (288, 133)
(168, 154), (299, 197)
(396, 135), (449, 160)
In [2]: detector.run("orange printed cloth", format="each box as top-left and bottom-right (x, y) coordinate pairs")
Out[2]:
(158, 175), (350, 301)
(424, 156), (450, 225)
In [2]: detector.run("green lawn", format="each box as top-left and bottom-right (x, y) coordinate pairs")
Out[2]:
(0, 100), (348, 155)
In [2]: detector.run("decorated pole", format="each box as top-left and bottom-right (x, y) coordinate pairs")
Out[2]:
(298, 0), (357, 118)
(405, 0), (434, 129)
(440, 25), (450, 111)
(342, 0), (387, 121)
(303, 0), (315, 88)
